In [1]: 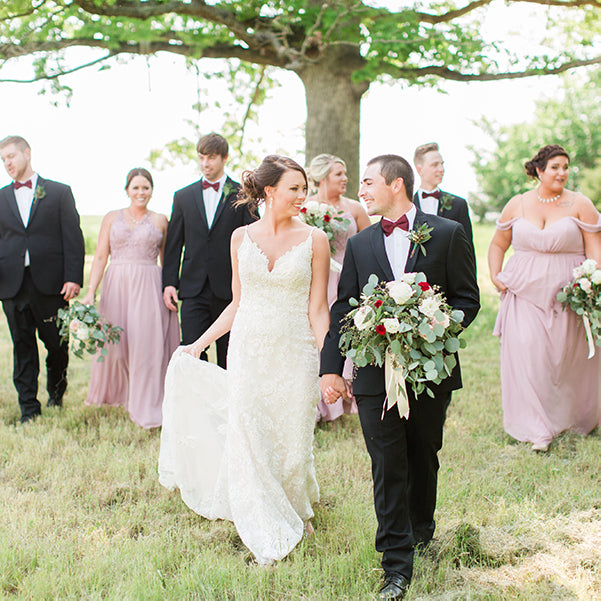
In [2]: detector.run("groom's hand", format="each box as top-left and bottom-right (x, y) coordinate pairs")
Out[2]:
(163, 286), (179, 311)
(320, 374), (349, 404)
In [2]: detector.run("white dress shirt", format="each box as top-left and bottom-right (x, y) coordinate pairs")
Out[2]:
(14, 173), (38, 266)
(203, 174), (227, 227)
(417, 188), (440, 216)
(382, 204), (416, 279)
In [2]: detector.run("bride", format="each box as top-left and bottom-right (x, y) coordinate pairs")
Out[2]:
(158, 155), (331, 564)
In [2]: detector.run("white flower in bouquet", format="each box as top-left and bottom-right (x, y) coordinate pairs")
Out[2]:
(419, 297), (441, 319)
(387, 280), (414, 304)
(581, 259), (597, 275)
(382, 317), (400, 334)
(400, 273), (416, 285)
(303, 200), (322, 214)
(354, 305), (376, 330)
(578, 278), (593, 293)
(69, 318), (90, 341)
(432, 313), (451, 329)
(590, 270), (601, 285)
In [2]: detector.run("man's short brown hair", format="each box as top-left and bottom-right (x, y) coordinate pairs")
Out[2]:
(196, 133), (229, 158)
(0, 136), (30, 152)
(413, 142), (439, 166)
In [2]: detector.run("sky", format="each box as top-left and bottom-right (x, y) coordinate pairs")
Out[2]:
(0, 3), (562, 216)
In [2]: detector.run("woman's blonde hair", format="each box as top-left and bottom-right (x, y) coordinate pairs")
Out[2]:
(306, 154), (346, 187)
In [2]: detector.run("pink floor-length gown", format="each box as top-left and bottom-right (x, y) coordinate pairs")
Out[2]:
(85, 211), (180, 428)
(316, 201), (358, 422)
(493, 216), (601, 446)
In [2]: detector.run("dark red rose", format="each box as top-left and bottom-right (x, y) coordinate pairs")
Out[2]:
(300, 207), (307, 213)
(376, 324), (386, 335)
(418, 281), (431, 291)
(374, 299), (383, 308)
(324, 213), (331, 222)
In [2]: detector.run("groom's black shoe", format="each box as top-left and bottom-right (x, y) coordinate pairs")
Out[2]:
(47, 395), (63, 408)
(379, 573), (410, 600)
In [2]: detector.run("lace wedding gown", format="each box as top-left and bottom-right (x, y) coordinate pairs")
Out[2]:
(158, 227), (320, 564)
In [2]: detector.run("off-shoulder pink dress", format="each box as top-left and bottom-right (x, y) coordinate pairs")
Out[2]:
(85, 211), (180, 428)
(493, 215), (601, 446)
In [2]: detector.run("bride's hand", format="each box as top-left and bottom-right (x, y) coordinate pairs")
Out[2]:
(182, 341), (204, 359)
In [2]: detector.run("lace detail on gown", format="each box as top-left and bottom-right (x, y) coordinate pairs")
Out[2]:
(159, 228), (320, 564)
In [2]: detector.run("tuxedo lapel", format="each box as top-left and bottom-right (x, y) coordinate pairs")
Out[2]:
(412, 192), (422, 211)
(2, 185), (24, 228)
(404, 210), (428, 274)
(370, 222), (395, 281)
(192, 183), (209, 231)
(26, 176), (44, 226)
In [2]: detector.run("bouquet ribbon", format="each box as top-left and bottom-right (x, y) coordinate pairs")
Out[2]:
(583, 314), (595, 359)
(382, 347), (410, 420)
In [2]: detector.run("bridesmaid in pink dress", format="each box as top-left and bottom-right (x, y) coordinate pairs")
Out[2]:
(82, 168), (180, 428)
(306, 154), (371, 422)
(488, 145), (601, 451)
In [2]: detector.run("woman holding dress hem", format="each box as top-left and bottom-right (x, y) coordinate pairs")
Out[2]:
(488, 145), (601, 452)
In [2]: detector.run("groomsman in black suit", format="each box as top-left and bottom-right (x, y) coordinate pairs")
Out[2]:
(320, 155), (479, 599)
(0, 136), (85, 423)
(413, 142), (474, 250)
(162, 133), (256, 367)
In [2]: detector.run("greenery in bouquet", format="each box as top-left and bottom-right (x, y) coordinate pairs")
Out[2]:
(57, 301), (123, 361)
(339, 273), (465, 397)
(299, 200), (350, 254)
(556, 258), (601, 347)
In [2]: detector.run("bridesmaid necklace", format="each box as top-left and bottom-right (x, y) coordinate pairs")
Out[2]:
(127, 209), (148, 224)
(537, 189), (562, 204)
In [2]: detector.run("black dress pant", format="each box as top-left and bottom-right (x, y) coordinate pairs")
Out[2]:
(2, 269), (68, 420)
(355, 388), (449, 580)
(180, 282), (230, 368)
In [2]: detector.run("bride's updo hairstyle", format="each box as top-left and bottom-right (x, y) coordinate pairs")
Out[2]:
(237, 155), (308, 215)
(524, 145), (569, 180)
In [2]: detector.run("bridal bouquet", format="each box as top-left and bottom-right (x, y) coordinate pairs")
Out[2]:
(299, 200), (350, 257)
(57, 301), (123, 361)
(556, 258), (601, 357)
(339, 273), (465, 417)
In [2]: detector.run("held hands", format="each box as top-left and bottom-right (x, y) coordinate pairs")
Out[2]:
(320, 374), (352, 404)
(163, 286), (179, 312)
(61, 282), (81, 301)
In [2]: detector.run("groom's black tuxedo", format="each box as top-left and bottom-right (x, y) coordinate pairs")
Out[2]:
(0, 177), (85, 421)
(321, 209), (479, 580)
(162, 176), (256, 365)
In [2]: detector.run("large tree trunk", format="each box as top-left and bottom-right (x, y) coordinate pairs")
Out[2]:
(296, 44), (369, 197)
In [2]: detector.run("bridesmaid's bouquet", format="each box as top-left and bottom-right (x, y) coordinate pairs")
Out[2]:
(339, 273), (465, 417)
(556, 258), (601, 357)
(299, 200), (350, 255)
(57, 301), (123, 361)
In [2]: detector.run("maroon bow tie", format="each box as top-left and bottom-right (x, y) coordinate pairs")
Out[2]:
(422, 190), (440, 199)
(14, 180), (32, 190)
(202, 180), (220, 192)
(381, 214), (409, 237)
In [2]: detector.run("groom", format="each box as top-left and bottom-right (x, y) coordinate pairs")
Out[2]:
(320, 155), (479, 599)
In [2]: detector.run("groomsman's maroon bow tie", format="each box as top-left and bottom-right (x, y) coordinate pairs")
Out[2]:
(422, 190), (440, 199)
(202, 180), (220, 192)
(381, 214), (409, 237)
(14, 180), (32, 190)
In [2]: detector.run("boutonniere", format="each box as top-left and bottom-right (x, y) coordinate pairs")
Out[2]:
(408, 222), (433, 258)
(222, 181), (236, 199)
(33, 185), (46, 203)
(439, 192), (453, 213)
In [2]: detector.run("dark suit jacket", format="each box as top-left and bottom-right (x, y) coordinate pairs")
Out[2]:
(162, 177), (257, 300)
(413, 190), (473, 248)
(321, 209), (480, 397)
(0, 177), (85, 300)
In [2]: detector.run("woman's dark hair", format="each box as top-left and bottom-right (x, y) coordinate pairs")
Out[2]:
(367, 154), (415, 199)
(125, 167), (153, 190)
(524, 145), (570, 179)
(236, 155), (307, 215)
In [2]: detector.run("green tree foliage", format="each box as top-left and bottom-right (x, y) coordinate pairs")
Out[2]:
(1, 1), (601, 191)
(470, 68), (601, 212)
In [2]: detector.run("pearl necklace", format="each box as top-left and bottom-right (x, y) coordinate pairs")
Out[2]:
(537, 191), (562, 204)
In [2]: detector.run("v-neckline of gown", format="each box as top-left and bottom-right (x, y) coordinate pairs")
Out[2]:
(245, 228), (312, 274)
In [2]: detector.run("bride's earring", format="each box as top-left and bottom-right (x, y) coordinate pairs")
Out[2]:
(267, 196), (273, 209)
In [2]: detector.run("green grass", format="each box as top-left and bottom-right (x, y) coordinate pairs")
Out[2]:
(0, 223), (600, 600)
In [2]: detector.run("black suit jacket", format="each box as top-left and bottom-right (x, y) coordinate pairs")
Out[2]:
(320, 209), (480, 396)
(162, 177), (257, 300)
(413, 190), (473, 249)
(0, 177), (85, 300)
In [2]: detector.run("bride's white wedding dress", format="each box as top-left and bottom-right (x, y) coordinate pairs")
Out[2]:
(158, 227), (320, 564)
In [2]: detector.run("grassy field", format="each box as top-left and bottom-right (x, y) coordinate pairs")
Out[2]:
(0, 223), (600, 600)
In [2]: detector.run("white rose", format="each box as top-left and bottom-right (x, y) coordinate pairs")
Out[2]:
(354, 306), (375, 331)
(382, 317), (400, 334)
(69, 318), (82, 334)
(572, 266), (585, 279)
(303, 200), (321, 214)
(581, 259), (598, 276)
(579, 278), (592, 293)
(419, 297), (440, 318)
(387, 281), (414, 304)
(591, 270), (601, 285)
(74, 324), (90, 341)
(401, 272), (416, 285)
